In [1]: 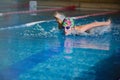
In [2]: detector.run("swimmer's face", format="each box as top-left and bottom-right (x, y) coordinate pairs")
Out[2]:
(64, 26), (72, 35)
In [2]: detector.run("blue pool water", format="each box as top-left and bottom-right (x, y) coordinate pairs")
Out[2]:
(0, 13), (120, 80)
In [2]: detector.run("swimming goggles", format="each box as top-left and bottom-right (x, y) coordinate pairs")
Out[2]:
(64, 26), (70, 30)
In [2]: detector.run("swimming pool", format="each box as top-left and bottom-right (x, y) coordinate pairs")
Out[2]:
(0, 12), (120, 80)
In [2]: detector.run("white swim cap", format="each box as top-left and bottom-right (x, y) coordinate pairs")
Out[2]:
(54, 12), (65, 22)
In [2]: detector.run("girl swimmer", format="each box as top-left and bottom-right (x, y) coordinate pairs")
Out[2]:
(54, 12), (111, 35)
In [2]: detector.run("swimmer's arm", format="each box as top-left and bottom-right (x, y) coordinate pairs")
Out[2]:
(75, 20), (111, 33)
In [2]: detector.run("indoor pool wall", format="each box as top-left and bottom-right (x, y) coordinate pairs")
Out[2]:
(0, 11), (120, 80)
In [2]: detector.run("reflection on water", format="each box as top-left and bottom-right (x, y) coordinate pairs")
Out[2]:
(64, 36), (110, 53)
(64, 37), (73, 53)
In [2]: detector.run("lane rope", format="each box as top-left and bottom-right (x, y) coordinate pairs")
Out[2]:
(73, 10), (120, 19)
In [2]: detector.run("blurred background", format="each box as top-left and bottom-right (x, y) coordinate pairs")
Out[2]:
(0, 0), (120, 10)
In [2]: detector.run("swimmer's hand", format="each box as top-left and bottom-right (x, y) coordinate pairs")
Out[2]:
(106, 19), (111, 25)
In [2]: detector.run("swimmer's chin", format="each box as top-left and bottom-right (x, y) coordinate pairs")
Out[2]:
(65, 32), (71, 36)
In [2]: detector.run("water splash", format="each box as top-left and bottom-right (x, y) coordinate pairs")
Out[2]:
(23, 23), (59, 38)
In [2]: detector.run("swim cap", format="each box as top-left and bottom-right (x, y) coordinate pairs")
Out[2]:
(62, 17), (74, 28)
(54, 12), (66, 22)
